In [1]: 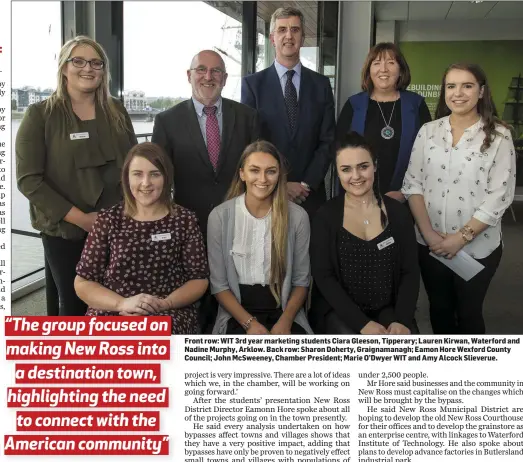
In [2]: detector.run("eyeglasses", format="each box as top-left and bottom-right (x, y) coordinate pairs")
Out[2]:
(67, 57), (105, 70)
(189, 66), (226, 77)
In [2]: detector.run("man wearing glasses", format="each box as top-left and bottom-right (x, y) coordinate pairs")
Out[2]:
(152, 49), (259, 332)
(241, 7), (335, 217)
(152, 50), (259, 235)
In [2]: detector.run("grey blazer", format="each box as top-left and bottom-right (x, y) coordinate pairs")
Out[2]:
(207, 196), (313, 334)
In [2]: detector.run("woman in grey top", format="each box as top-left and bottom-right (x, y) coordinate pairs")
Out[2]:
(207, 140), (313, 335)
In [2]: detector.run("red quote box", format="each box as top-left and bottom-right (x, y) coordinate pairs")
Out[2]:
(4, 316), (171, 336)
(7, 387), (169, 408)
(4, 435), (169, 455)
(6, 339), (170, 360)
(15, 363), (161, 384)
(16, 411), (160, 431)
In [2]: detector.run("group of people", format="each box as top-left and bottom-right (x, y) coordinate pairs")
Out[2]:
(16, 7), (516, 335)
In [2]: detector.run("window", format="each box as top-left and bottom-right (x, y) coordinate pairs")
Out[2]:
(11, 1), (62, 296)
(123, 1), (243, 140)
(255, 2), (338, 93)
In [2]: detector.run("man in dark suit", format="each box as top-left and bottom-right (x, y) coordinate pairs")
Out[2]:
(152, 50), (259, 333)
(152, 50), (259, 235)
(241, 7), (335, 216)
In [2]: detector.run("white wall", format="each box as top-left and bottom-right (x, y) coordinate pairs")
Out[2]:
(337, 1), (374, 112)
(397, 19), (523, 41)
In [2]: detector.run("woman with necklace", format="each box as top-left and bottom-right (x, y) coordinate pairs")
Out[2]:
(310, 132), (419, 335)
(402, 63), (516, 335)
(208, 140), (313, 335)
(334, 42), (431, 200)
(75, 143), (209, 334)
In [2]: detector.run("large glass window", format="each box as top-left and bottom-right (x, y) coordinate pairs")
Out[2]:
(11, 1), (62, 295)
(123, 1), (243, 139)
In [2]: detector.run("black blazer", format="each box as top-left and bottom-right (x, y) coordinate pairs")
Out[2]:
(241, 64), (335, 211)
(310, 195), (419, 333)
(152, 98), (259, 234)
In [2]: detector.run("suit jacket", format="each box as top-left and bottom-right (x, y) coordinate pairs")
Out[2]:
(152, 98), (259, 234)
(241, 64), (335, 212)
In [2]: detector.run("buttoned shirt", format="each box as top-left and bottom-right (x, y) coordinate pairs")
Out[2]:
(231, 194), (272, 285)
(274, 60), (301, 99)
(192, 97), (223, 147)
(402, 116), (516, 259)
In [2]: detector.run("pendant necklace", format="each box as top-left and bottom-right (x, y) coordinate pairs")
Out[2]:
(376, 100), (396, 140)
(346, 195), (374, 225)
(362, 199), (370, 225)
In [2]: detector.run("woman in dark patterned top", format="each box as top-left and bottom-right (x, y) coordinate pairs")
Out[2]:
(75, 142), (209, 334)
(310, 132), (419, 335)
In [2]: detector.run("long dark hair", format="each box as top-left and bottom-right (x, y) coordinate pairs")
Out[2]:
(336, 132), (388, 228)
(435, 63), (508, 152)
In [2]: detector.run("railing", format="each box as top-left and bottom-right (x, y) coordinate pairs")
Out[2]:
(137, 133), (153, 142)
(12, 133), (153, 290)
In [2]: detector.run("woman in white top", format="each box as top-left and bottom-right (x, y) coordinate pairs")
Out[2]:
(402, 63), (516, 334)
(207, 140), (313, 335)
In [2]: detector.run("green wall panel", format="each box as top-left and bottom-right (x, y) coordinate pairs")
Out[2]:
(400, 41), (523, 135)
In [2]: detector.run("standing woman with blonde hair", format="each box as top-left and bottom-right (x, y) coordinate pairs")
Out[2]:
(16, 36), (137, 316)
(208, 140), (313, 334)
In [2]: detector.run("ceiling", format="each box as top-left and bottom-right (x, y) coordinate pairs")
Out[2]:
(375, 1), (523, 21)
(207, 1), (322, 45)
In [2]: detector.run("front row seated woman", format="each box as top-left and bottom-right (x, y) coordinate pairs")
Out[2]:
(310, 132), (419, 335)
(75, 142), (209, 334)
(208, 141), (313, 335)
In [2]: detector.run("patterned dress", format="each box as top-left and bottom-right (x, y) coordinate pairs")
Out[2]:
(76, 203), (209, 334)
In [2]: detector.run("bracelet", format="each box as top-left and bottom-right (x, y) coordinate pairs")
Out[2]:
(242, 316), (257, 331)
(300, 182), (311, 191)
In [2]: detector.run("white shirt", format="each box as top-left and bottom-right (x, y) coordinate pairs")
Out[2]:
(402, 116), (516, 259)
(274, 60), (301, 99)
(231, 194), (272, 285)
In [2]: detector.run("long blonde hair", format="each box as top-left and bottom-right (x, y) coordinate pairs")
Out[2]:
(45, 35), (128, 133)
(227, 141), (289, 306)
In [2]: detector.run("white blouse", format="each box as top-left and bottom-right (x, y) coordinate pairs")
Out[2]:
(231, 194), (272, 285)
(402, 116), (516, 259)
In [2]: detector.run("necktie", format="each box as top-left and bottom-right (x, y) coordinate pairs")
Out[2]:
(284, 69), (298, 132)
(203, 106), (220, 170)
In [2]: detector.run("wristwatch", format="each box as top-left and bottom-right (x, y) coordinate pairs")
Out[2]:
(300, 182), (311, 191)
(459, 225), (475, 243)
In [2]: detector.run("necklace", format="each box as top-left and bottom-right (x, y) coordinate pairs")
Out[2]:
(376, 100), (396, 140)
(345, 195), (374, 225)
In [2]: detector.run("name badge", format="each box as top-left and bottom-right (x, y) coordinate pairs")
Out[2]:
(151, 233), (171, 242)
(377, 236), (395, 250)
(70, 132), (89, 140)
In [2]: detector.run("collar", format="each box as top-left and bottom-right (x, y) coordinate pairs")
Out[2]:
(274, 60), (302, 81)
(192, 97), (223, 117)
(239, 193), (272, 220)
(443, 115), (484, 136)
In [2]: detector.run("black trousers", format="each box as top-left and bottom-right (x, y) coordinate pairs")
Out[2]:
(226, 284), (306, 334)
(324, 307), (420, 335)
(41, 234), (87, 316)
(418, 243), (502, 335)
(44, 256), (59, 316)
